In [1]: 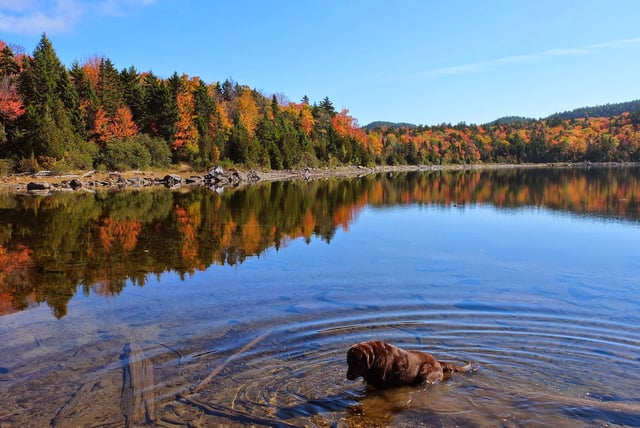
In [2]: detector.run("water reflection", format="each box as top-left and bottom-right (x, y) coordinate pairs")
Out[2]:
(0, 166), (638, 318)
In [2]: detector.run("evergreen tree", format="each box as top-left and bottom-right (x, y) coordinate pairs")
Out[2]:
(319, 96), (335, 116)
(256, 111), (280, 168)
(0, 45), (19, 75)
(120, 66), (145, 128)
(18, 34), (83, 163)
(221, 78), (234, 102)
(97, 58), (122, 116)
(69, 62), (96, 138)
(193, 80), (217, 164)
(227, 114), (259, 164)
(142, 73), (177, 143)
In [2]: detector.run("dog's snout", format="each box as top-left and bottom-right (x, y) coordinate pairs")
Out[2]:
(346, 370), (356, 380)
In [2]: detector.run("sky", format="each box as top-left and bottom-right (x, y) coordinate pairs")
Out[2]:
(1, 0), (639, 126)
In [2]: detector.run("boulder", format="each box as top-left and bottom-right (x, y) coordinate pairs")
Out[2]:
(163, 174), (184, 188)
(204, 166), (226, 184)
(27, 182), (51, 191)
(68, 179), (83, 189)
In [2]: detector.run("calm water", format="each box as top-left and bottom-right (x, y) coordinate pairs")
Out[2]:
(1, 166), (640, 427)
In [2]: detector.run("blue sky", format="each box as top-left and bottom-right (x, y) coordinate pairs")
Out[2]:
(1, 0), (639, 126)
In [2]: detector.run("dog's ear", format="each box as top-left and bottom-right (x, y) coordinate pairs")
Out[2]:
(362, 345), (374, 368)
(349, 344), (373, 369)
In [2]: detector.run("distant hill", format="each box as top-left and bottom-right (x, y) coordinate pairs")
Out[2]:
(544, 99), (640, 121)
(486, 100), (640, 126)
(485, 116), (535, 126)
(363, 121), (417, 130)
(364, 100), (640, 130)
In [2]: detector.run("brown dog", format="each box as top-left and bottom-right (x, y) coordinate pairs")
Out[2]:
(346, 341), (471, 389)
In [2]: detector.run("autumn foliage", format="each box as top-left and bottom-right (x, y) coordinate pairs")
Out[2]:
(1, 34), (640, 173)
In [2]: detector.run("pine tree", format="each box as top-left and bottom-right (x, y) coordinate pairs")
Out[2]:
(0, 45), (19, 75)
(319, 96), (335, 116)
(227, 113), (259, 164)
(120, 66), (145, 128)
(142, 73), (177, 143)
(97, 58), (122, 116)
(18, 34), (83, 163)
(193, 79), (217, 163)
(69, 61), (97, 138)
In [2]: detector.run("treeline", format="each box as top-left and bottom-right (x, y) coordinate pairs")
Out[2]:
(367, 112), (640, 164)
(0, 34), (370, 173)
(1, 34), (640, 173)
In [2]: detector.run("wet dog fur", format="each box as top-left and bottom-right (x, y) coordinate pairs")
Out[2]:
(346, 341), (471, 389)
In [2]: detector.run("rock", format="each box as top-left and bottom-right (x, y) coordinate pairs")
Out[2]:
(246, 170), (260, 182)
(204, 166), (227, 184)
(163, 174), (184, 188)
(27, 182), (51, 191)
(69, 179), (83, 190)
(126, 177), (145, 187)
(229, 169), (242, 185)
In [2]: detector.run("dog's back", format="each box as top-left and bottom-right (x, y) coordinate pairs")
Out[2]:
(347, 341), (470, 388)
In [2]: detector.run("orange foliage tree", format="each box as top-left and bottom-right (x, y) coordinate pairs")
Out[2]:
(172, 75), (199, 153)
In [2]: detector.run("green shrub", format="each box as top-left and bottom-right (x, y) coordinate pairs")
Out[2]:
(16, 156), (39, 173)
(137, 134), (172, 168)
(64, 139), (98, 170)
(0, 159), (14, 176)
(99, 138), (151, 171)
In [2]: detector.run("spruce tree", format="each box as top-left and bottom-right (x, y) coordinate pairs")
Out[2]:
(193, 80), (217, 163)
(141, 73), (177, 144)
(18, 34), (83, 163)
(0, 45), (19, 75)
(120, 66), (145, 128)
(97, 58), (122, 116)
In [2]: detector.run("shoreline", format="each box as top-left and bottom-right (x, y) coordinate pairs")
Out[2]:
(0, 162), (636, 194)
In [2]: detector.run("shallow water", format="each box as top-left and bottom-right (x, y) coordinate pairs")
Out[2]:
(1, 167), (640, 427)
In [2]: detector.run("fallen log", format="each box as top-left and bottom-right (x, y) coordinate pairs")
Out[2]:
(121, 341), (155, 426)
(192, 330), (269, 393)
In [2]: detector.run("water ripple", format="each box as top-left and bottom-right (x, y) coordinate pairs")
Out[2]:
(162, 300), (640, 426)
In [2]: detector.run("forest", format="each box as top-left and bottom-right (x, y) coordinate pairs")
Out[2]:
(1, 34), (640, 174)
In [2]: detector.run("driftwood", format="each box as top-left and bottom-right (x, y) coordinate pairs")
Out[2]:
(192, 331), (269, 393)
(121, 341), (155, 426)
(50, 380), (95, 426)
(170, 331), (272, 425)
(176, 392), (298, 428)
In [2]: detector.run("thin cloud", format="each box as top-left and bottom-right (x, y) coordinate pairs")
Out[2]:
(0, 0), (155, 36)
(430, 37), (640, 77)
(432, 48), (588, 76)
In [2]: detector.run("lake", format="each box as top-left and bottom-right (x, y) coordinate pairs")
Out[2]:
(1, 166), (639, 427)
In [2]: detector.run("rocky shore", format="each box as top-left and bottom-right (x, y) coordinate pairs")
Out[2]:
(0, 162), (632, 194)
(0, 165), (425, 194)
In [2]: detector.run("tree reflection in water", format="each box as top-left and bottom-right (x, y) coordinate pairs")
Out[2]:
(0, 166), (638, 318)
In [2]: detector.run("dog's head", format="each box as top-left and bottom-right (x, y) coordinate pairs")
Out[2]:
(346, 342), (375, 380)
